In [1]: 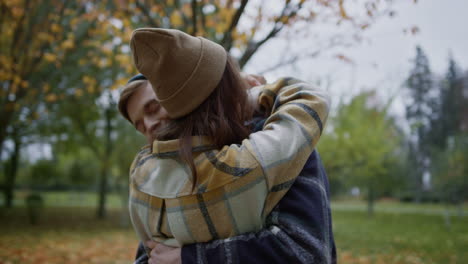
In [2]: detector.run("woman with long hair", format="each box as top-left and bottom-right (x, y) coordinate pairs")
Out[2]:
(120, 28), (330, 255)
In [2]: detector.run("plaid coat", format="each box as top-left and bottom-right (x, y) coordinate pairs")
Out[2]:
(128, 77), (330, 249)
(134, 150), (337, 264)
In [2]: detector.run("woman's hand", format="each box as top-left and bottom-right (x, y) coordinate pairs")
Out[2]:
(241, 73), (267, 88)
(146, 241), (182, 264)
(241, 73), (266, 114)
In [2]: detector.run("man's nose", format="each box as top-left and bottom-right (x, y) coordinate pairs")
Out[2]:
(143, 117), (154, 133)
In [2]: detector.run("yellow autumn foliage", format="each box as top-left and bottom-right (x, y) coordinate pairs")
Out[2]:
(0, 70), (12, 81)
(11, 6), (24, 18)
(181, 3), (192, 16)
(218, 8), (235, 21)
(42, 84), (50, 93)
(70, 17), (80, 29)
(111, 78), (128, 90)
(75, 88), (84, 97)
(170, 11), (183, 27)
(51, 24), (62, 33)
(43, 53), (57, 62)
(13, 75), (22, 85)
(150, 5), (161, 14)
(21, 80), (28, 88)
(115, 54), (130, 65)
(37, 32), (51, 42)
(9, 83), (18, 94)
(45, 94), (57, 102)
(61, 39), (75, 50)
(237, 33), (248, 44)
(215, 23), (227, 34)
(86, 85), (96, 94)
(82, 76), (97, 86)
(99, 59), (109, 68)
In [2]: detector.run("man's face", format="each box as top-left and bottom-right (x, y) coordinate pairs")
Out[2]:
(127, 82), (170, 144)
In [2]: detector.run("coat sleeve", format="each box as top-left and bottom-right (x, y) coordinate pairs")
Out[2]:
(180, 151), (337, 264)
(244, 77), (330, 216)
(134, 242), (148, 264)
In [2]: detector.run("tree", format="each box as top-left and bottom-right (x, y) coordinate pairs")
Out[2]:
(112, 0), (397, 68)
(404, 46), (436, 201)
(430, 57), (468, 212)
(0, 0), (407, 212)
(318, 91), (403, 215)
(1, 0), (99, 153)
(431, 134), (468, 213)
(0, 0), (136, 212)
(49, 87), (123, 218)
(430, 55), (465, 149)
(0, 0), (117, 208)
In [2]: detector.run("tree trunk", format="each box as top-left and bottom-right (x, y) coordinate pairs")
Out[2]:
(96, 161), (108, 218)
(117, 181), (130, 227)
(96, 106), (113, 219)
(0, 109), (14, 160)
(443, 205), (452, 230)
(3, 131), (20, 208)
(367, 184), (374, 217)
(414, 159), (423, 203)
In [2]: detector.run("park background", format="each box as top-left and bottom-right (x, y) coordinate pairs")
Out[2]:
(1, 0), (467, 263)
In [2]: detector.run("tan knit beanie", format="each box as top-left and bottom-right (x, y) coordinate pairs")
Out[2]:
(130, 28), (227, 118)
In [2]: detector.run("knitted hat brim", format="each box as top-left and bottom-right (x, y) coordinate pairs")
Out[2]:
(130, 28), (227, 119)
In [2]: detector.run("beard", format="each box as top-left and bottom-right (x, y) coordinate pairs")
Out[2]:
(150, 120), (181, 141)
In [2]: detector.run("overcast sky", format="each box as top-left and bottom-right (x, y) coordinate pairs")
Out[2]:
(246, 0), (468, 115)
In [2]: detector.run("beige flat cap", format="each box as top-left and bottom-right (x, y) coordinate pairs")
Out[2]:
(130, 28), (227, 118)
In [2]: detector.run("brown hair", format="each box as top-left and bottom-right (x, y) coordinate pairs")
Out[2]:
(118, 80), (148, 122)
(156, 56), (254, 186)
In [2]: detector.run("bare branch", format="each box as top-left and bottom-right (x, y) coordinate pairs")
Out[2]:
(191, 0), (197, 35)
(257, 36), (346, 75)
(200, 2), (207, 34)
(135, 1), (160, 27)
(220, 0), (248, 50)
(238, 0), (303, 68)
(25, 1), (82, 83)
(0, 1), (11, 39)
(257, 50), (321, 75)
(10, 0), (30, 60)
(72, 113), (102, 158)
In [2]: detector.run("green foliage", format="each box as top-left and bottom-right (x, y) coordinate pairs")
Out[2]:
(403, 46), (438, 201)
(110, 118), (146, 181)
(318, 91), (404, 200)
(422, 54), (468, 206)
(431, 134), (468, 204)
(57, 148), (100, 186)
(406, 46), (435, 136)
(429, 56), (466, 150)
(29, 159), (59, 186)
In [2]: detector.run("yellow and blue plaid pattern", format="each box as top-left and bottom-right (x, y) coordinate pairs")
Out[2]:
(128, 77), (330, 247)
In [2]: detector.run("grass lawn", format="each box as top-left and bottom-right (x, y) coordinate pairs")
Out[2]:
(0, 207), (138, 264)
(333, 206), (468, 264)
(0, 193), (467, 263)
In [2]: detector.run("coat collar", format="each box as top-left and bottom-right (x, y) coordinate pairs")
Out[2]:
(151, 136), (216, 157)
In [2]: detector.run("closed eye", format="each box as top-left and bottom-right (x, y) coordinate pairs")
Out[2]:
(144, 100), (159, 114)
